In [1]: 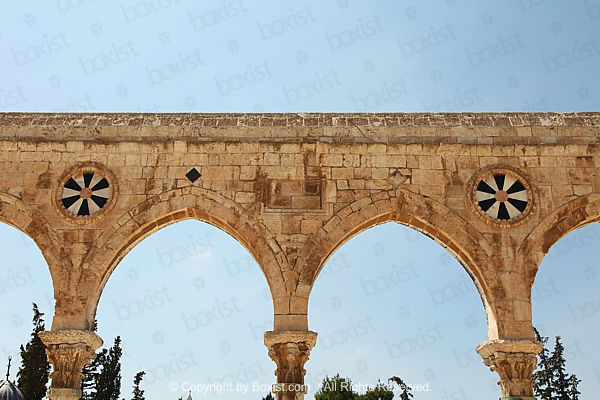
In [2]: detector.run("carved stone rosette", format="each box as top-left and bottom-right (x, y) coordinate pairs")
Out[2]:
(38, 330), (103, 400)
(264, 331), (318, 400)
(476, 339), (542, 400)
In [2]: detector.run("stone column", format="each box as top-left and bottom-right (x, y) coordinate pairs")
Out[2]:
(476, 339), (542, 400)
(264, 331), (318, 400)
(38, 330), (103, 400)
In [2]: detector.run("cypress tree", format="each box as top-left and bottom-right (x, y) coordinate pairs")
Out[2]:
(567, 375), (581, 400)
(550, 336), (581, 399)
(551, 337), (569, 398)
(533, 328), (581, 400)
(533, 328), (553, 399)
(91, 336), (122, 400)
(82, 350), (105, 400)
(81, 320), (100, 400)
(17, 303), (50, 400)
(132, 371), (145, 400)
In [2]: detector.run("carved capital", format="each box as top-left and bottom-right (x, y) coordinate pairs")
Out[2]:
(264, 331), (317, 400)
(38, 330), (103, 393)
(476, 339), (542, 399)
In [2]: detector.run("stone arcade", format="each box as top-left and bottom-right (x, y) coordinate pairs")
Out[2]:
(1, 112), (599, 400)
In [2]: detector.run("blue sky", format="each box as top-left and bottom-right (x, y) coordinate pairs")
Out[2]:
(1, 1), (600, 399)
(1, 1), (599, 112)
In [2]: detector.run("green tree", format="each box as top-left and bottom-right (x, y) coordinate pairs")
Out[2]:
(261, 393), (275, 400)
(567, 375), (581, 399)
(533, 328), (581, 400)
(81, 353), (101, 400)
(81, 320), (100, 400)
(314, 374), (357, 400)
(132, 371), (145, 400)
(17, 303), (51, 400)
(533, 328), (553, 400)
(356, 380), (394, 400)
(91, 336), (123, 400)
(388, 376), (413, 400)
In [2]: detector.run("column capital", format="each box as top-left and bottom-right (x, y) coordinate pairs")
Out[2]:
(38, 330), (103, 400)
(476, 339), (542, 400)
(264, 331), (318, 400)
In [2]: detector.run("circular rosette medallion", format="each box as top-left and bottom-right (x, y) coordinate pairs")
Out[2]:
(61, 171), (111, 216)
(476, 173), (528, 221)
(55, 163), (117, 224)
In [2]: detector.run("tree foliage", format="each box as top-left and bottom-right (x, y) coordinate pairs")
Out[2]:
(261, 393), (275, 400)
(533, 328), (581, 400)
(388, 376), (413, 400)
(81, 320), (99, 400)
(314, 374), (411, 400)
(17, 303), (50, 400)
(357, 380), (394, 400)
(87, 336), (123, 400)
(314, 374), (357, 400)
(132, 371), (145, 400)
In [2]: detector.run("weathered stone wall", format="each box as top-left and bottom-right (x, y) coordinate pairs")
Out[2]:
(0, 113), (599, 343)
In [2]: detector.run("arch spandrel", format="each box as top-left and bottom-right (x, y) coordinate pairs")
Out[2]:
(71, 188), (287, 330)
(295, 189), (507, 340)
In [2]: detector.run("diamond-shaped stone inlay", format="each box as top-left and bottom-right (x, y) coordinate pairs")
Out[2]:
(186, 168), (201, 183)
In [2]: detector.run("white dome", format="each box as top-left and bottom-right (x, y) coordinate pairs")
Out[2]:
(0, 380), (24, 400)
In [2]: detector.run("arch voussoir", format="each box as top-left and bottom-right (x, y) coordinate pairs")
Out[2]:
(374, 197), (394, 214)
(357, 202), (379, 221)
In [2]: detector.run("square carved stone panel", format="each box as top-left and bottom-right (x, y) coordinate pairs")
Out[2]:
(267, 180), (322, 210)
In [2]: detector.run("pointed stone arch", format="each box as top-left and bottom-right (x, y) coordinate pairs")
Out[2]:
(0, 192), (64, 260)
(518, 193), (600, 289)
(0, 192), (73, 328)
(295, 189), (508, 339)
(57, 187), (287, 330)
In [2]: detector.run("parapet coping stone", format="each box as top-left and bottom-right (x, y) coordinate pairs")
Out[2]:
(0, 112), (598, 127)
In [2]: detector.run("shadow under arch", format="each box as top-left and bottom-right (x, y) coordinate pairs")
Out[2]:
(72, 187), (286, 331)
(519, 192), (600, 289)
(297, 189), (506, 339)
